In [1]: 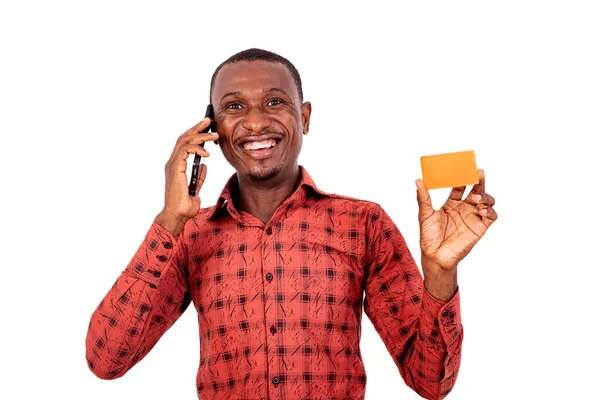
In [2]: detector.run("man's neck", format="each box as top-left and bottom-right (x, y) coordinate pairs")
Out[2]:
(237, 165), (301, 224)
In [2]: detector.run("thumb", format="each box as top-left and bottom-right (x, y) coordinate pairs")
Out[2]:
(415, 179), (434, 221)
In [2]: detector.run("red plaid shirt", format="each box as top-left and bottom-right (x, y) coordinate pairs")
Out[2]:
(86, 166), (463, 399)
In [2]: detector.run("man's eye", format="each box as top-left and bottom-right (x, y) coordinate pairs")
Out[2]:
(227, 103), (241, 110)
(267, 99), (282, 106)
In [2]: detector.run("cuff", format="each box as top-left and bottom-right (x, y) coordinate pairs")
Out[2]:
(419, 286), (462, 347)
(124, 220), (182, 286)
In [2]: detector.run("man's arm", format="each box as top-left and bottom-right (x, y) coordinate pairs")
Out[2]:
(85, 116), (219, 379)
(85, 219), (191, 379)
(363, 204), (463, 400)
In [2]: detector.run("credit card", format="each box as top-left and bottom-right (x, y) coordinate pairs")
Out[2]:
(420, 150), (479, 189)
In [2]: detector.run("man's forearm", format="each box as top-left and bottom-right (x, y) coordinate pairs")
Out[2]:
(86, 272), (155, 379)
(86, 220), (190, 379)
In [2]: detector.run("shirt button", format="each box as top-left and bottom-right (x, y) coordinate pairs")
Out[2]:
(151, 270), (161, 278)
(272, 377), (280, 385)
(266, 273), (273, 281)
(270, 325), (277, 335)
(162, 241), (173, 249)
(266, 227), (273, 235)
(156, 255), (168, 262)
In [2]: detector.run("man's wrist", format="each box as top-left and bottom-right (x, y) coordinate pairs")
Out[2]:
(422, 253), (458, 302)
(154, 211), (189, 237)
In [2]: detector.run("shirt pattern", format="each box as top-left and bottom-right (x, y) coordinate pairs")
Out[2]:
(86, 166), (463, 400)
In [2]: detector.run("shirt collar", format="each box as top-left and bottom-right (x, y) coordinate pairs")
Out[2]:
(206, 165), (331, 221)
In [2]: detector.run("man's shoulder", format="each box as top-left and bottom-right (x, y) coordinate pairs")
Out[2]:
(321, 191), (375, 204)
(313, 191), (382, 215)
(182, 205), (220, 230)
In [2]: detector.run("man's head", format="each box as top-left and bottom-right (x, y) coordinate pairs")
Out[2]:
(210, 48), (304, 104)
(210, 48), (311, 183)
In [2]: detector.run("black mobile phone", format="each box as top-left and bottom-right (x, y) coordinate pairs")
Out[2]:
(188, 104), (215, 196)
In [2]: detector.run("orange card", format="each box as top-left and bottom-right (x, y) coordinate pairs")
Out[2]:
(420, 150), (479, 189)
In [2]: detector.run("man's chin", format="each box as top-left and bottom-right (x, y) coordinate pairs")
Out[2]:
(246, 165), (283, 182)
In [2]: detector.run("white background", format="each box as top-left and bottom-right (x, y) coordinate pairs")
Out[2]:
(1, 1), (598, 399)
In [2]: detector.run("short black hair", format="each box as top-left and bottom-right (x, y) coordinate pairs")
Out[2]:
(210, 48), (303, 103)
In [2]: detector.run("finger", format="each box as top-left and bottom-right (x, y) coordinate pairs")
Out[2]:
(471, 169), (485, 194)
(182, 118), (213, 137)
(465, 191), (495, 207)
(415, 179), (435, 221)
(167, 144), (210, 175)
(175, 144), (210, 163)
(167, 131), (215, 167)
(478, 206), (498, 227)
(168, 134), (215, 165)
(478, 193), (495, 208)
(170, 132), (218, 162)
(167, 147), (206, 170)
(186, 132), (219, 145)
(448, 186), (467, 201)
(465, 169), (487, 204)
(195, 163), (207, 197)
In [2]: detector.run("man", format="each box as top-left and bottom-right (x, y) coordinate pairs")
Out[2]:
(86, 48), (497, 400)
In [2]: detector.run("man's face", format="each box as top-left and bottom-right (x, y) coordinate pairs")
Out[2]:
(211, 60), (311, 182)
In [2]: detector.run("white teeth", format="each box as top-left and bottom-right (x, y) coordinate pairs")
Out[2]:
(242, 139), (277, 150)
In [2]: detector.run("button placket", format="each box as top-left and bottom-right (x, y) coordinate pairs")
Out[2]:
(262, 222), (280, 391)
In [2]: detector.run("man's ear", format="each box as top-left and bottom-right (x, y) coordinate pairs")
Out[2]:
(301, 101), (312, 134)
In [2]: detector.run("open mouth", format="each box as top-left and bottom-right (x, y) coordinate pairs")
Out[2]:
(240, 138), (279, 151)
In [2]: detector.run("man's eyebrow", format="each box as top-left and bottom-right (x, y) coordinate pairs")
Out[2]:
(220, 91), (242, 100)
(263, 87), (289, 96)
(218, 88), (289, 103)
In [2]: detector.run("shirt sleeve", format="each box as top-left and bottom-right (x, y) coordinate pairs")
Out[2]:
(363, 204), (463, 400)
(85, 220), (192, 380)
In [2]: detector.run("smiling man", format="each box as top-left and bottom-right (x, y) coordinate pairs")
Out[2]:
(86, 48), (497, 400)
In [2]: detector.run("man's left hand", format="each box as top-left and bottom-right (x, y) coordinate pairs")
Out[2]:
(415, 169), (497, 271)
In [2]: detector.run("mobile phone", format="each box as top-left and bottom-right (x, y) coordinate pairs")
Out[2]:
(188, 104), (215, 196)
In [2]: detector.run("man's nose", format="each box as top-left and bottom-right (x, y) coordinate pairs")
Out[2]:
(241, 107), (272, 133)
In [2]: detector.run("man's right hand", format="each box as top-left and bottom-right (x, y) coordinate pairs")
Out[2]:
(155, 118), (219, 236)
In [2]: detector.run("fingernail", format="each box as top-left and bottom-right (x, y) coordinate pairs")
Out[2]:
(475, 194), (482, 202)
(481, 208), (487, 214)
